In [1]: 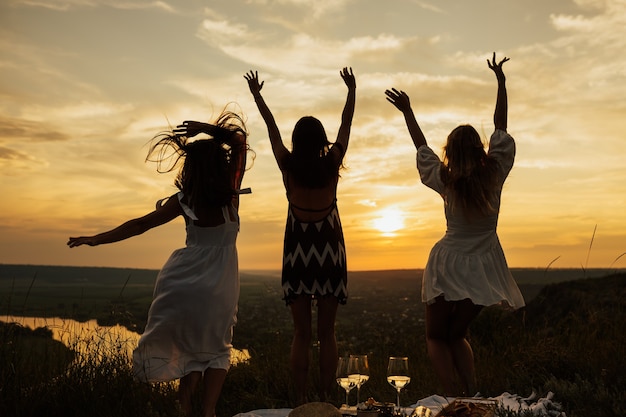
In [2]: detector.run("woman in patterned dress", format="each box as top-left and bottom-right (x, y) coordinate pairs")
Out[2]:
(385, 54), (524, 396)
(245, 68), (356, 404)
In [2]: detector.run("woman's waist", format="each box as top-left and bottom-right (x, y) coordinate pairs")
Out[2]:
(437, 231), (499, 252)
(184, 234), (238, 247)
(288, 202), (339, 223)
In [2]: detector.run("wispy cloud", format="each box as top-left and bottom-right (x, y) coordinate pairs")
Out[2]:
(12, 0), (178, 12)
(245, 0), (353, 19)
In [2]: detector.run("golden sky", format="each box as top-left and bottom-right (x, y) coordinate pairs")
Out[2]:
(1, 0), (625, 271)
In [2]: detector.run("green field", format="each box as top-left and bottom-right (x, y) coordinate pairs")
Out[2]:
(1, 264), (625, 416)
(0, 264), (616, 330)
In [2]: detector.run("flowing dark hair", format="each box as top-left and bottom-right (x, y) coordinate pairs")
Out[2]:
(147, 110), (249, 210)
(286, 116), (341, 188)
(440, 125), (500, 218)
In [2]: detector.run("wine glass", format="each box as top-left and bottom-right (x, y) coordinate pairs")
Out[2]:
(348, 354), (370, 406)
(387, 356), (410, 411)
(336, 356), (358, 407)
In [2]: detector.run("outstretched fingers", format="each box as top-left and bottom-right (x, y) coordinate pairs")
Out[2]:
(340, 67), (356, 89)
(244, 70), (264, 93)
(385, 88), (410, 111)
(173, 120), (191, 136)
(243, 70), (257, 82)
(487, 52), (510, 70)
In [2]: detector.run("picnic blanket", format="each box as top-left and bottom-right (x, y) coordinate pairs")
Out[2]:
(233, 391), (566, 417)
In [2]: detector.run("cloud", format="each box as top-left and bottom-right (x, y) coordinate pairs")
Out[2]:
(0, 116), (69, 143)
(196, 13), (252, 47)
(245, 0), (353, 19)
(0, 144), (45, 175)
(409, 0), (445, 14)
(0, 145), (36, 161)
(11, 0), (177, 12)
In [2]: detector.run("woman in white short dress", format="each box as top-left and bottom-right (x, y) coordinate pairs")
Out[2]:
(385, 53), (524, 396)
(68, 110), (251, 417)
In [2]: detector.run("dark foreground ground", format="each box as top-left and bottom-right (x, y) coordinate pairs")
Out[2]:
(1, 265), (625, 416)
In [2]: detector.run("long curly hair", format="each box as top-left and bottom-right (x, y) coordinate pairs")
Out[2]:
(286, 116), (342, 188)
(147, 110), (250, 210)
(440, 125), (500, 219)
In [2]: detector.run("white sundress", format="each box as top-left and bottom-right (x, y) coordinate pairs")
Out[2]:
(132, 192), (240, 382)
(417, 129), (525, 310)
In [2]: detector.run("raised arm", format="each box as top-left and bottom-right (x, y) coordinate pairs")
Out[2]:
(244, 71), (289, 169)
(385, 88), (427, 150)
(67, 196), (181, 248)
(331, 67), (356, 162)
(487, 52), (509, 132)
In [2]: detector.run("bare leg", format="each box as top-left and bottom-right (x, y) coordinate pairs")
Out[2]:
(201, 367), (228, 417)
(425, 298), (457, 395)
(179, 371), (202, 416)
(316, 295), (339, 402)
(290, 296), (313, 405)
(425, 296), (483, 396)
(448, 299), (483, 396)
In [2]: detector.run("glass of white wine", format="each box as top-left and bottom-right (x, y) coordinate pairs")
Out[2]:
(336, 356), (358, 408)
(348, 354), (370, 406)
(387, 356), (410, 411)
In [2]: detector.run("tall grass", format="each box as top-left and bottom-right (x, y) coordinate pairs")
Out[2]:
(0, 319), (181, 417)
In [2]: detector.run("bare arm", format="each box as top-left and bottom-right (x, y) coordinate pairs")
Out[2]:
(330, 67), (356, 163)
(67, 195), (182, 248)
(244, 71), (289, 169)
(487, 52), (509, 132)
(385, 88), (427, 150)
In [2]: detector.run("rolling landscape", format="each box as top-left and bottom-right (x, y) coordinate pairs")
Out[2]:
(1, 264), (625, 417)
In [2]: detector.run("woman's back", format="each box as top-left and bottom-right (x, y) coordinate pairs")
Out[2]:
(284, 172), (339, 222)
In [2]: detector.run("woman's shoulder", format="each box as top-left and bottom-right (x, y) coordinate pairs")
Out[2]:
(488, 130), (516, 175)
(490, 129), (515, 145)
(488, 130), (515, 154)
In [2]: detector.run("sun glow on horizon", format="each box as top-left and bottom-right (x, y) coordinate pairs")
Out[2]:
(372, 208), (405, 236)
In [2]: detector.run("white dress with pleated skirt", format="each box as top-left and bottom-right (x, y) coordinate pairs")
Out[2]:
(417, 130), (525, 310)
(132, 192), (240, 382)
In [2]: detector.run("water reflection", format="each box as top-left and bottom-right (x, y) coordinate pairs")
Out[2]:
(3, 315), (250, 365)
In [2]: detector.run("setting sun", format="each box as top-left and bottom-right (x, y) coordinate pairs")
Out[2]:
(372, 208), (405, 236)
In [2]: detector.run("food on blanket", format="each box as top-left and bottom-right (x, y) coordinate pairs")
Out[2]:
(356, 398), (378, 417)
(361, 398), (377, 409)
(355, 398), (397, 417)
(288, 402), (342, 417)
(411, 406), (432, 417)
(434, 398), (496, 417)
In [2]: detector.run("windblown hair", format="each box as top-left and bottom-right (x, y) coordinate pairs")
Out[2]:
(286, 116), (342, 188)
(440, 125), (500, 219)
(147, 110), (249, 210)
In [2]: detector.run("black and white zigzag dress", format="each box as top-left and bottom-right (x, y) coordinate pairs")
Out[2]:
(281, 200), (348, 305)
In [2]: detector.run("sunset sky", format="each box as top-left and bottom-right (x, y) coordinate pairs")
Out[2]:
(1, 0), (625, 272)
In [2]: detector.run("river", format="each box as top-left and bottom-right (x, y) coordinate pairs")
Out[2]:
(2, 315), (250, 365)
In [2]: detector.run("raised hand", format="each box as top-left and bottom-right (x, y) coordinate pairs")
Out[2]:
(244, 70), (264, 97)
(385, 88), (426, 149)
(173, 121), (206, 138)
(340, 67), (356, 90)
(385, 88), (412, 113)
(487, 52), (509, 82)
